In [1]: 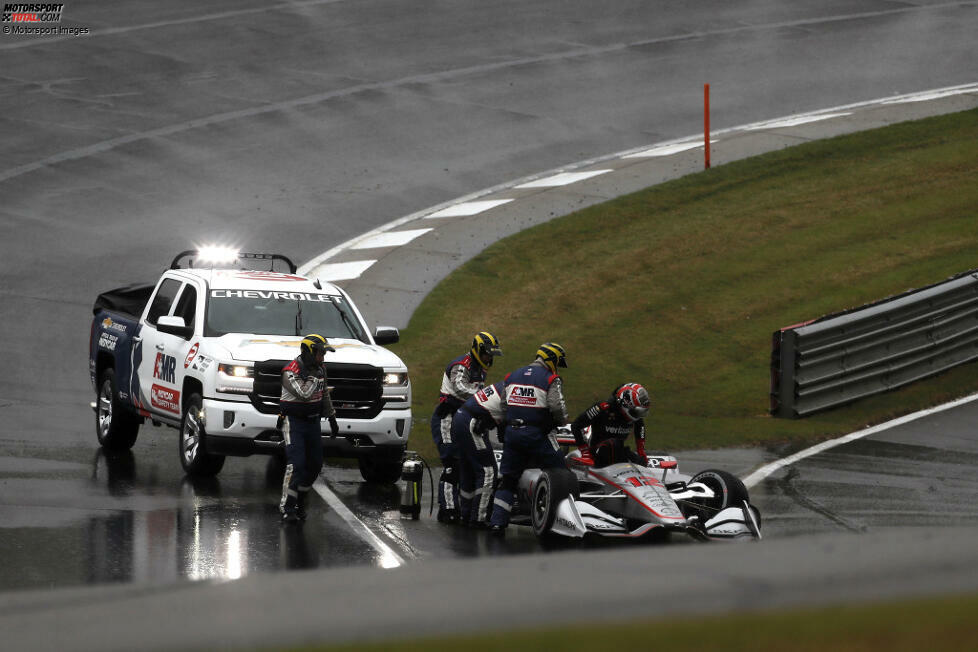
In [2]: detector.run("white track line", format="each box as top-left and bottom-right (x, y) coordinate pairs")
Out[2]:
(741, 393), (978, 489)
(308, 259), (376, 281)
(743, 112), (852, 130)
(350, 228), (432, 249)
(299, 82), (978, 278)
(515, 170), (611, 188)
(425, 199), (514, 218)
(313, 479), (405, 569)
(623, 140), (715, 158)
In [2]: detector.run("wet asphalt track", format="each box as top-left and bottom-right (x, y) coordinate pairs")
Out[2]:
(1, 0), (978, 646)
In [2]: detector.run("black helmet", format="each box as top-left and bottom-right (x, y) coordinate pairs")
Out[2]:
(471, 331), (502, 369)
(300, 333), (334, 365)
(614, 383), (650, 422)
(535, 342), (567, 374)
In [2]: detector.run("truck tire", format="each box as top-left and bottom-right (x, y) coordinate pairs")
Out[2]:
(95, 368), (140, 451)
(358, 452), (404, 485)
(179, 393), (225, 477)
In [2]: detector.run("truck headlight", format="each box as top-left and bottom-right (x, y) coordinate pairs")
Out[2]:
(218, 364), (254, 378)
(217, 363), (254, 395)
(383, 372), (408, 386)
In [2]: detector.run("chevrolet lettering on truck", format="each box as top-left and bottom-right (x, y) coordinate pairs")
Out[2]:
(89, 249), (411, 483)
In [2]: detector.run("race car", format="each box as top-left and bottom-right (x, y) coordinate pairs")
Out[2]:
(500, 428), (761, 542)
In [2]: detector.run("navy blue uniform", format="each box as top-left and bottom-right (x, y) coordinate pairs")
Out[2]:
(431, 353), (487, 515)
(455, 381), (505, 525)
(279, 357), (334, 519)
(489, 362), (568, 529)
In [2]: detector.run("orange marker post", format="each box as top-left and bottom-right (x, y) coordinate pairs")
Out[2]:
(704, 83), (711, 169)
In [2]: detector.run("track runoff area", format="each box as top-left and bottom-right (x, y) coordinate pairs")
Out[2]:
(298, 83), (978, 557)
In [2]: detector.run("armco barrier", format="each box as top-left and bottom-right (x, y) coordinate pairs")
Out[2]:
(771, 269), (978, 418)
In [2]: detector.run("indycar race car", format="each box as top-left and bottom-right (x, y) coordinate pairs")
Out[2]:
(500, 429), (762, 542)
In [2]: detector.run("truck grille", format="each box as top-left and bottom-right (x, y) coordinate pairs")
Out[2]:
(250, 359), (384, 419)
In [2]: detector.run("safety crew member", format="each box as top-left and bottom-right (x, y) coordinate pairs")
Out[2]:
(279, 333), (340, 523)
(431, 331), (502, 523)
(488, 342), (569, 535)
(572, 383), (651, 468)
(453, 380), (506, 527)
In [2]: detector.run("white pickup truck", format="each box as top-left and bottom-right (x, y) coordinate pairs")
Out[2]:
(89, 249), (412, 483)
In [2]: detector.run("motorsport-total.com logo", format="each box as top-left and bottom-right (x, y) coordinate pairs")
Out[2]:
(2, 3), (90, 36)
(2, 3), (64, 22)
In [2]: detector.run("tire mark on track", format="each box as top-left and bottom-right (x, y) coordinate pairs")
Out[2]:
(779, 468), (867, 534)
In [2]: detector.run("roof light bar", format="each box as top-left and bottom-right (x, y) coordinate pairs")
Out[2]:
(196, 245), (240, 264)
(169, 248), (298, 273)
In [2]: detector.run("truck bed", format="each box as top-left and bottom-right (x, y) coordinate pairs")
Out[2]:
(92, 283), (155, 319)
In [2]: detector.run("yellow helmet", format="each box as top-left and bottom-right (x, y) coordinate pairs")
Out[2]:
(300, 333), (334, 362)
(535, 342), (567, 373)
(471, 331), (502, 369)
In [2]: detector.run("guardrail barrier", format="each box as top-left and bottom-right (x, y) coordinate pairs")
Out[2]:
(770, 269), (978, 418)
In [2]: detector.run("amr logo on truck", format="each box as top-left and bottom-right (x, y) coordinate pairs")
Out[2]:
(153, 353), (177, 383)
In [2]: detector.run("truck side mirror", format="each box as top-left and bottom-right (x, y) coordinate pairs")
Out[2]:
(158, 315), (193, 339)
(374, 326), (400, 345)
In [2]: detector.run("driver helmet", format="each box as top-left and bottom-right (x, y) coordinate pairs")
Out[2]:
(614, 383), (650, 422)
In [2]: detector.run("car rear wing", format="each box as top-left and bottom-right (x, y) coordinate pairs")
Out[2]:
(169, 250), (298, 274)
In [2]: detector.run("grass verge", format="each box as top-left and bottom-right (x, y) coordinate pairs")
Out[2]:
(392, 109), (978, 462)
(293, 592), (978, 652)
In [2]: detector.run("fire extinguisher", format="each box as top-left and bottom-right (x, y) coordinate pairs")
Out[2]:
(399, 451), (432, 519)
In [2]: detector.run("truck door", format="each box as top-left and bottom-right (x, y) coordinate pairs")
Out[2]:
(163, 282), (202, 416)
(136, 278), (191, 421)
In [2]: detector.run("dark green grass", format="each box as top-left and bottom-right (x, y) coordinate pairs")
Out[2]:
(390, 109), (978, 461)
(289, 592), (978, 652)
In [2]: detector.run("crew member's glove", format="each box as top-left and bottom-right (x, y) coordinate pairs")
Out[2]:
(472, 417), (488, 435)
(328, 415), (340, 437)
(577, 445), (595, 466)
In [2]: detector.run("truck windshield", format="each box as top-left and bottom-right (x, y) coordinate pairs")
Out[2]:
(204, 290), (368, 341)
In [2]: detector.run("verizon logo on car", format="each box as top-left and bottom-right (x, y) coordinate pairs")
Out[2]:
(151, 384), (180, 414)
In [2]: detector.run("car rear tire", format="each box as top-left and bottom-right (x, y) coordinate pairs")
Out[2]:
(179, 393), (225, 477)
(95, 368), (140, 451)
(358, 452), (404, 485)
(684, 469), (749, 521)
(530, 468), (579, 538)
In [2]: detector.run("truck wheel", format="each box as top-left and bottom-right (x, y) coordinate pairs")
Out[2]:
(180, 393), (225, 477)
(358, 452), (404, 485)
(530, 468), (578, 538)
(95, 368), (139, 451)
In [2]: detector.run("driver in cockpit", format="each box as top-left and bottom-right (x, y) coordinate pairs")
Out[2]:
(571, 383), (650, 468)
